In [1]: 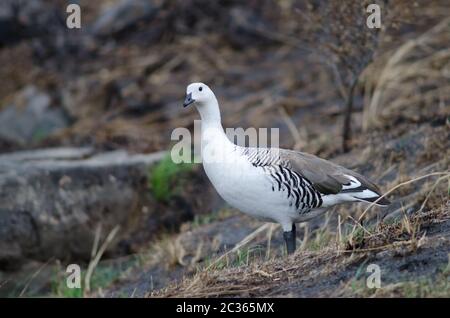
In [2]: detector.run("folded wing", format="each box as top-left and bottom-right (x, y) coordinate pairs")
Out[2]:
(280, 149), (390, 206)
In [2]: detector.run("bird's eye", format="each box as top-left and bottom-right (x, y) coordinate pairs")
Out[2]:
(199, 87), (203, 91)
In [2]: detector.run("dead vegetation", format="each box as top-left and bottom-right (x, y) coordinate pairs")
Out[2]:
(362, 17), (450, 131)
(0, 0), (448, 298)
(2, 0), (446, 155)
(153, 202), (449, 298)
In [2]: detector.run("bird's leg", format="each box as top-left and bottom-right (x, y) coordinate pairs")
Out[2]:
(283, 223), (296, 255)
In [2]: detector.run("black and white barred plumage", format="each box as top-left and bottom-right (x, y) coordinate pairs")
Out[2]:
(237, 145), (391, 208)
(240, 147), (323, 214)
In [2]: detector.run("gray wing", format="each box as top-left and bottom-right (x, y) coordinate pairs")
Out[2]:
(279, 149), (383, 196)
(240, 146), (388, 204)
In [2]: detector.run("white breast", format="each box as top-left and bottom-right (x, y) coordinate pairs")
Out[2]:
(201, 140), (294, 224)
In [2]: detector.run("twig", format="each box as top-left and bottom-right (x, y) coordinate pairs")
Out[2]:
(265, 223), (278, 260)
(299, 223), (309, 251)
(19, 257), (54, 297)
(337, 214), (343, 251)
(278, 105), (303, 150)
(418, 175), (449, 213)
(350, 171), (450, 238)
(337, 239), (421, 254)
(90, 224), (102, 260)
(185, 223), (271, 292)
(347, 215), (372, 236)
(342, 79), (358, 152)
(84, 225), (120, 296)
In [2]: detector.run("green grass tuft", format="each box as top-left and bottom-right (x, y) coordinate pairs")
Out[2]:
(148, 154), (196, 202)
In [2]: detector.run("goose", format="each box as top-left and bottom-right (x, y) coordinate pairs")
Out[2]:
(183, 82), (390, 254)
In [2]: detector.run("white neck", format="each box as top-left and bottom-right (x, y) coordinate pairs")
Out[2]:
(198, 98), (233, 152)
(196, 96), (222, 127)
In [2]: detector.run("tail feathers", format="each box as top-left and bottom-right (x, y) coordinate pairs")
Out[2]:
(321, 188), (391, 207)
(341, 174), (390, 206)
(349, 189), (391, 206)
(354, 194), (391, 206)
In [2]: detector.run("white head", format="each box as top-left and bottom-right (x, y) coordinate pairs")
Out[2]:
(184, 82), (221, 124)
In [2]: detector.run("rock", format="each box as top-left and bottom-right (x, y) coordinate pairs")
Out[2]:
(91, 0), (159, 38)
(0, 147), (94, 162)
(0, 1), (26, 47)
(0, 147), (166, 269)
(226, 7), (278, 49)
(103, 79), (153, 117)
(0, 0), (64, 47)
(0, 260), (55, 297)
(0, 86), (70, 148)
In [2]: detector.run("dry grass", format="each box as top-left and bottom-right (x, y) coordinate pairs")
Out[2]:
(347, 171), (450, 243)
(362, 17), (450, 130)
(346, 201), (449, 252)
(84, 225), (121, 295)
(152, 202), (449, 297)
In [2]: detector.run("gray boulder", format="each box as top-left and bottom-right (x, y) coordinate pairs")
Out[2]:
(0, 147), (166, 269)
(91, 0), (159, 37)
(0, 0), (63, 46)
(0, 86), (69, 148)
(226, 7), (278, 49)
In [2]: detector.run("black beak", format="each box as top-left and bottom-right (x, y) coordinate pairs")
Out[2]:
(183, 93), (195, 107)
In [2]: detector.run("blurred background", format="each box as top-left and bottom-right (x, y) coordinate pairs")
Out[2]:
(0, 0), (448, 297)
